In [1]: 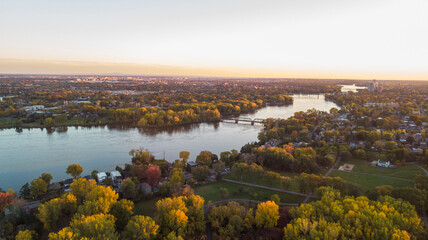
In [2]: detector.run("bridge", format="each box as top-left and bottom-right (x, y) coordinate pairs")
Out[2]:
(220, 117), (264, 125)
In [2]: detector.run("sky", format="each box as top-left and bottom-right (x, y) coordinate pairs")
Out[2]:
(0, 0), (428, 80)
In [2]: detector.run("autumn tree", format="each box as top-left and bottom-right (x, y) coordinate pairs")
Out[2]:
(0, 192), (13, 211)
(145, 164), (161, 185)
(66, 164), (83, 178)
(123, 215), (159, 240)
(49, 214), (118, 240)
(179, 151), (190, 164)
(283, 187), (426, 239)
(255, 201), (279, 229)
(69, 178), (97, 203)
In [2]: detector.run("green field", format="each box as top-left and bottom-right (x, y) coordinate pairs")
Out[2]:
(224, 172), (301, 192)
(194, 181), (304, 204)
(338, 159), (425, 180)
(134, 181), (305, 217)
(330, 171), (414, 191)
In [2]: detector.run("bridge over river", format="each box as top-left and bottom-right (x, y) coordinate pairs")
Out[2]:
(220, 117), (264, 125)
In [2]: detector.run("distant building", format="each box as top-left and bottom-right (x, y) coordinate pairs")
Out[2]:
(368, 80), (382, 93)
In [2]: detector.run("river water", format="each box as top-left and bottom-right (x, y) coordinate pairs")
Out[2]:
(0, 94), (338, 190)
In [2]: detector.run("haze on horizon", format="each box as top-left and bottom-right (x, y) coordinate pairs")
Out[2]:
(1, 0), (428, 80)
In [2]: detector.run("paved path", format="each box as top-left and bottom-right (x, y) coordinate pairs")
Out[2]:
(222, 178), (315, 198)
(331, 169), (414, 182)
(408, 163), (428, 175)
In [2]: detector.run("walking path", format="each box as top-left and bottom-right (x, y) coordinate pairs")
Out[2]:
(222, 178), (315, 198)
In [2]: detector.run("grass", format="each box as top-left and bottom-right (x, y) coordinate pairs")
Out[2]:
(134, 196), (162, 218)
(133, 181), (305, 217)
(224, 172), (301, 192)
(193, 181), (305, 204)
(329, 171), (415, 191)
(338, 159), (424, 180)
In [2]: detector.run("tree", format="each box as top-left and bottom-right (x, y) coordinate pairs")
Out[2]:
(16, 230), (37, 240)
(145, 165), (161, 185)
(41, 173), (53, 185)
(110, 199), (134, 231)
(44, 117), (54, 128)
(212, 160), (226, 177)
(0, 192), (13, 211)
(255, 201), (279, 229)
(69, 178), (97, 203)
(50, 214), (119, 240)
(195, 151), (213, 166)
(179, 151), (190, 164)
(121, 178), (138, 200)
(66, 164), (83, 178)
(283, 187), (426, 240)
(155, 197), (188, 237)
(270, 194), (280, 204)
(37, 198), (63, 230)
(192, 165), (211, 181)
(19, 183), (32, 199)
(30, 178), (48, 199)
(77, 185), (118, 216)
(219, 188), (229, 200)
(123, 215), (159, 240)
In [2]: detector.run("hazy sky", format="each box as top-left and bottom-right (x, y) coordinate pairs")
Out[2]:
(1, 0), (427, 80)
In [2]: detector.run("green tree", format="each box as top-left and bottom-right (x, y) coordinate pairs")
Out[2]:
(37, 198), (63, 230)
(16, 230), (37, 240)
(255, 201), (279, 229)
(120, 178), (138, 200)
(66, 164), (83, 178)
(110, 199), (134, 231)
(44, 117), (55, 128)
(270, 194), (280, 204)
(191, 165), (211, 181)
(30, 178), (48, 199)
(123, 215), (159, 240)
(41, 173), (53, 185)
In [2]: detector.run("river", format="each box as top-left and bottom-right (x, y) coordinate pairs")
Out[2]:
(0, 94), (338, 190)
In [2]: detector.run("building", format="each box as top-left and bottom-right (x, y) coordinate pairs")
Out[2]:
(368, 80), (382, 93)
(377, 160), (390, 168)
(96, 172), (107, 182)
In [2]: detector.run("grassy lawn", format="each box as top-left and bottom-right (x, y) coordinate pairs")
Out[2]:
(133, 181), (304, 217)
(330, 171), (414, 191)
(338, 159), (424, 180)
(224, 172), (302, 192)
(194, 181), (305, 204)
(134, 196), (162, 218)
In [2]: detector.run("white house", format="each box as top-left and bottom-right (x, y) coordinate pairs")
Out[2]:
(377, 160), (390, 168)
(110, 171), (122, 181)
(96, 172), (107, 182)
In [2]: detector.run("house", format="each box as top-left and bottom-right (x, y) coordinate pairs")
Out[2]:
(138, 182), (152, 195)
(48, 182), (61, 192)
(63, 178), (74, 188)
(377, 160), (390, 168)
(96, 172), (107, 183)
(21, 201), (40, 215)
